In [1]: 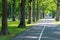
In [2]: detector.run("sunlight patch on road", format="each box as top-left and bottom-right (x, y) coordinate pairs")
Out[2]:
(53, 32), (60, 35)
(37, 23), (56, 24)
(40, 19), (55, 20)
(17, 36), (38, 38)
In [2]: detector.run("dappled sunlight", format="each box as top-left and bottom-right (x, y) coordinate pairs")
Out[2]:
(0, 0), (59, 40)
(41, 25), (60, 40)
(34, 19), (57, 27)
(40, 19), (55, 20)
(8, 21), (19, 26)
(53, 32), (60, 35)
(56, 21), (60, 25)
(18, 36), (38, 38)
(42, 36), (60, 40)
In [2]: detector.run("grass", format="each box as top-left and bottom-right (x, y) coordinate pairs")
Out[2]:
(0, 20), (33, 40)
(56, 21), (60, 25)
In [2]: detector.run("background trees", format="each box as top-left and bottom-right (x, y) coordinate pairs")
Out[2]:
(27, 0), (33, 24)
(0, 0), (58, 35)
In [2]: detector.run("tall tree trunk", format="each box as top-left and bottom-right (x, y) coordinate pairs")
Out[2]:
(42, 12), (44, 18)
(12, 0), (16, 21)
(18, 0), (26, 28)
(56, 6), (60, 21)
(28, 0), (32, 24)
(40, 12), (43, 19)
(52, 11), (55, 18)
(36, 0), (40, 21)
(25, 12), (28, 19)
(55, 0), (60, 21)
(32, 0), (36, 22)
(9, 3), (12, 19)
(1, 0), (8, 35)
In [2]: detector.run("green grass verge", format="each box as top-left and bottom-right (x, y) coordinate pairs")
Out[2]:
(0, 20), (33, 40)
(56, 21), (60, 25)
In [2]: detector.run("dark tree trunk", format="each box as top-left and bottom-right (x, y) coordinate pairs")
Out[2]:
(55, 16), (59, 21)
(18, 0), (26, 28)
(42, 12), (44, 18)
(52, 12), (55, 18)
(40, 13), (43, 19)
(32, 0), (36, 22)
(7, 4), (9, 18)
(28, 0), (32, 24)
(9, 3), (12, 19)
(36, 0), (40, 21)
(1, 0), (8, 35)
(12, 0), (16, 21)
(25, 12), (28, 19)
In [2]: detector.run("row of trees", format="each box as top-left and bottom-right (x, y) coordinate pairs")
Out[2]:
(0, 0), (59, 35)
(1, 0), (42, 35)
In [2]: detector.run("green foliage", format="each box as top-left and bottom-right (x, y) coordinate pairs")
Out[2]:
(25, 0), (29, 13)
(0, 0), (57, 17)
(40, 0), (57, 14)
(0, 0), (58, 40)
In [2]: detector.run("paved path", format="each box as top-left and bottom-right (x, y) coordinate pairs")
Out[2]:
(11, 19), (60, 40)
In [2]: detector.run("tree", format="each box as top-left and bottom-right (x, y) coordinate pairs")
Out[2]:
(36, 0), (40, 21)
(55, 0), (60, 21)
(18, 0), (26, 28)
(1, 0), (8, 35)
(12, 0), (16, 21)
(32, 0), (36, 22)
(28, 0), (32, 24)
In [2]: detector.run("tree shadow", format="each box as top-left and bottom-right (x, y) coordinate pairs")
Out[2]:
(41, 26), (60, 40)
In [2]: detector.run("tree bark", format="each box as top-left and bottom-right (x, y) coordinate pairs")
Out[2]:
(32, 0), (36, 22)
(36, 0), (40, 21)
(42, 12), (44, 18)
(18, 0), (26, 28)
(1, 0), (8, 35)
(55, 6), (60, 21)
(55, 0), (60, 21)
(28, 0), (32, 24)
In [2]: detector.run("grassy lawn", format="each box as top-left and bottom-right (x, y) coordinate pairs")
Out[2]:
(0, 20), (33, 40)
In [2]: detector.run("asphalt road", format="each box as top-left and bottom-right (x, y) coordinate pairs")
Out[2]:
(11, 19), (60, 40)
